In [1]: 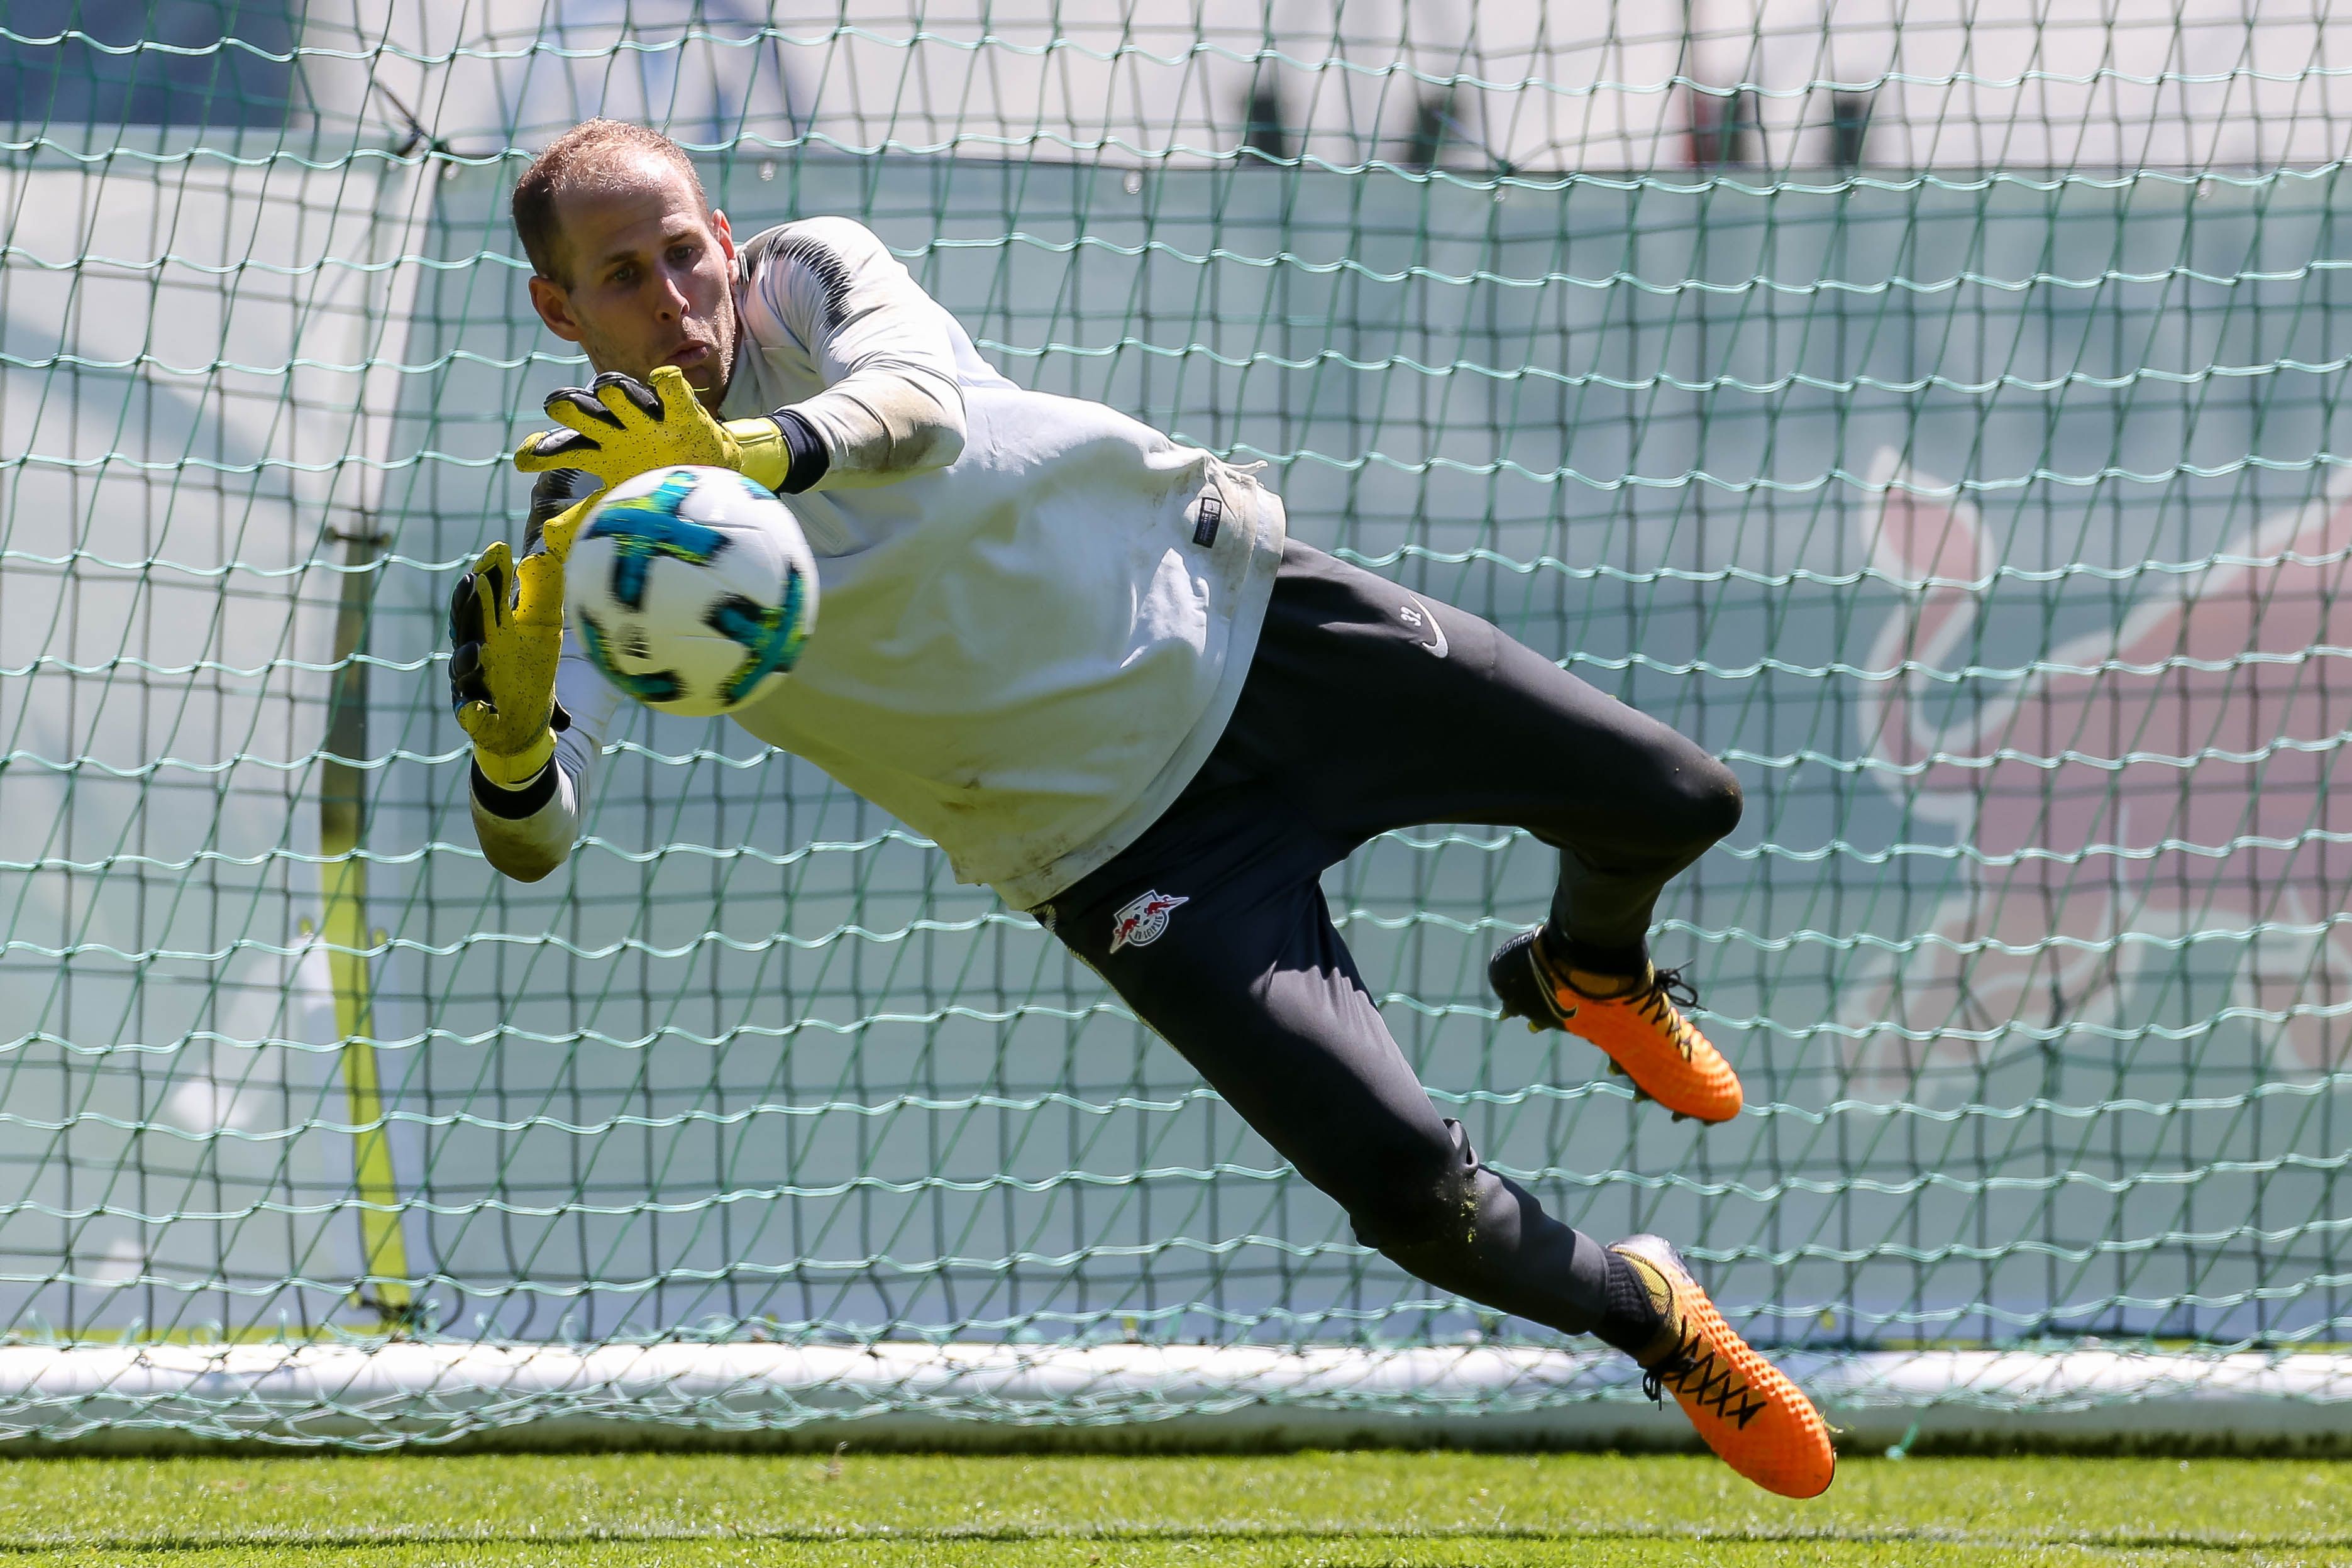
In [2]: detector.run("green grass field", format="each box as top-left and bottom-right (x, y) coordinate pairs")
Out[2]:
(0, 1451), (2336, 1565)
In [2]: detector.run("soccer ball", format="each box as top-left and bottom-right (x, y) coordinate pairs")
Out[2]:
(565, 465), (818, 717)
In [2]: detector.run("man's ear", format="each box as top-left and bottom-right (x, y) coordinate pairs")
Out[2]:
(712, 208), (736, 263)
(527, 274), (584, 343)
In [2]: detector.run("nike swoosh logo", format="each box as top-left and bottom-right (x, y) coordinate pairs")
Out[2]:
(1406, 595), (1449, 658)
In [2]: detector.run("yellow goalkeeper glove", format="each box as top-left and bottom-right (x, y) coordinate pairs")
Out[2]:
(511, 366), (793, 494)
(447, 487), (597, 788)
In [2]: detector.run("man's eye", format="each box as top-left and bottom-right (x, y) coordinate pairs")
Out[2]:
(611, 267), (637, 285)
(670, 245), (697, 265)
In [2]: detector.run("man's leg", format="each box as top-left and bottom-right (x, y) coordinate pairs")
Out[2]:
(1218, 544), (1742, 963)
(1042, 822), (1833, 1498)
(1048, 832), (1638, 1342)
(1210, 542), (1748, 1119)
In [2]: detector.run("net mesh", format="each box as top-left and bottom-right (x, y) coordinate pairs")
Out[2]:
(0, 0), (2348, 1440)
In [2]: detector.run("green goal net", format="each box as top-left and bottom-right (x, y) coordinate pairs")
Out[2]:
(0, 1), (2347, 1445)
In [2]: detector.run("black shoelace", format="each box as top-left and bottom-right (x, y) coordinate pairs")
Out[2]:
(1631, 966), (1702, 1059)
(1642, 1327), (1771, 1429)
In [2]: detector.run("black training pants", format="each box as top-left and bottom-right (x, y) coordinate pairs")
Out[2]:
(1039, 541), (1742, 1338)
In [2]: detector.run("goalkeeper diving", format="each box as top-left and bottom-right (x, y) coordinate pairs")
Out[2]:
(450, 118), (1834, 1498)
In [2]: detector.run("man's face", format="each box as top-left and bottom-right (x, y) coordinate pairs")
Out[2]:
(526, 153), (739, 411)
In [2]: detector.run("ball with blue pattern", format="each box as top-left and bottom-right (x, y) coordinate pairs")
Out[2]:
(564, 465), (818, 716)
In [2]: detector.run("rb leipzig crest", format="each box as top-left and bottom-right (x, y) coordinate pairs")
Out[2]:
(1110, 890), (1189, 952)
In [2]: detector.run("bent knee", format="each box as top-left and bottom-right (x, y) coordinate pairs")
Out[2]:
(1649, 749), (1743, 852)
(1342, 1122), (1488, 1261)
(1685, 755), (1744, 842)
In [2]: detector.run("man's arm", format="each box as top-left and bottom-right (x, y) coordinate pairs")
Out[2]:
(463, 469), (622, 883)
(736, 216), (968, 490)
(469, 650), (614, 882)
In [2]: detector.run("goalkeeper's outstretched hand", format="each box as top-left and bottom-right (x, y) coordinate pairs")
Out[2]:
(512, 366), (791, 492)
(449, 538), (573, 789)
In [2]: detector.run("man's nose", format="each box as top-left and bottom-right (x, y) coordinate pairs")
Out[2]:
(656, 268), (690, 321)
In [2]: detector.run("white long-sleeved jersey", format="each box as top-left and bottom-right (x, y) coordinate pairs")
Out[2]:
(471, 218), (1286, 908)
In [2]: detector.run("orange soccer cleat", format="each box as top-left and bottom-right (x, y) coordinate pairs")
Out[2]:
(1488, 927), (1743, 1123)
(1611, 1233), (1835, 1499)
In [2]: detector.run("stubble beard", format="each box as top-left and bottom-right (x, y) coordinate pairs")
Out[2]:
(575, 291), (736, 413)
